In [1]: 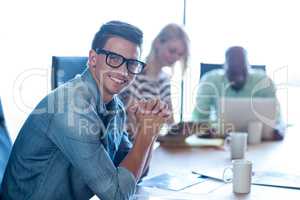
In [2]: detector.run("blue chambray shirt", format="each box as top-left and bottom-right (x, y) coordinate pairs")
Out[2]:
(1, 68), (136, 200)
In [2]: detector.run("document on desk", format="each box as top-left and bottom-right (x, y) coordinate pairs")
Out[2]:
(191, 168), (226, 182)
(139, 172), (207, 191)
(252, 171), (300, 190)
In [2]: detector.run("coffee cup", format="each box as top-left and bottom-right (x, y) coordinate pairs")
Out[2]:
(224, 132), (247, 160)
(223, 159), (252, 194)
(247, 121), (263, 145)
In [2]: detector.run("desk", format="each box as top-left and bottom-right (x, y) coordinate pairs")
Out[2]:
(134, 125), (300, 199)
(88, 86), (298, 199)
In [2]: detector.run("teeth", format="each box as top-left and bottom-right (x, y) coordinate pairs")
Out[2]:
(110, 76), (125, 84)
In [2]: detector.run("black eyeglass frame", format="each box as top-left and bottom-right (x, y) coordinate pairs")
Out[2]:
(95, 48), (146, 75)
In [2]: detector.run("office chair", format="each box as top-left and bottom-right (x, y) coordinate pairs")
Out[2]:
(0, 98), (12, 188)
(200, 63), (266, 79)
(51, 56), (88, 89)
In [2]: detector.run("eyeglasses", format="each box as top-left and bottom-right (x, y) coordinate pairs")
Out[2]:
(95, 48), (146, 75)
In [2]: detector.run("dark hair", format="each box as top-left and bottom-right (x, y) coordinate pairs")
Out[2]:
(91, 21), (143, 50)
(225, 46), (249, 62)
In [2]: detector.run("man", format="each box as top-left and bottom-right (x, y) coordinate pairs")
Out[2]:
(192, 46), (285, 140)
(1, 21), (170, 200)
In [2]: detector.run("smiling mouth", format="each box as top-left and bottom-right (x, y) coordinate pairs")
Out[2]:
(108, 75), (128, 85)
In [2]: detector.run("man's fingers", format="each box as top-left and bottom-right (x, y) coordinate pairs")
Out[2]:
(158, 108), (171, 119)
(128, 103), (138, 114)
(152, 101), (166, 114)
(145, 98), (158, 114)
(152, 100), (163, 114)
(158, 102), (169, 114)
(135, 99), (172, 127)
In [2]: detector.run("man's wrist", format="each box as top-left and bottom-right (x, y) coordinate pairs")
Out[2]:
(133, 126), (156, 148)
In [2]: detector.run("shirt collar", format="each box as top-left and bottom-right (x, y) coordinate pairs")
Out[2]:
(81, 66), (119, 115)
(81, 66), (106, 114)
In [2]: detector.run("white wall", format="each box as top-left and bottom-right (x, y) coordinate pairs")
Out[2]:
(1, 0), (298, 141)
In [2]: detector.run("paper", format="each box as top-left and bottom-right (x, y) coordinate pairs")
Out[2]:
(185, 135), (224, 147)
(191, 168), (228, 183)
(253, 171), (300, 190)
(139, 172), (207, 191)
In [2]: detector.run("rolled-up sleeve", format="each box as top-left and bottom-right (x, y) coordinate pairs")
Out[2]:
(116, 167), (136, 198)
(46, 103), (136, 200)
(85, 145), (136, 200)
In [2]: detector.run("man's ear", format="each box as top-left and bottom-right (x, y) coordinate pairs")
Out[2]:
(88, 49), (97, 68)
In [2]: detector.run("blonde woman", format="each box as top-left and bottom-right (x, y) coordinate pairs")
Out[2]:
(120, 23), (190, 138)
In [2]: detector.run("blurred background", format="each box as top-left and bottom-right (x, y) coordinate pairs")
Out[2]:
(0, 0), (298, 141)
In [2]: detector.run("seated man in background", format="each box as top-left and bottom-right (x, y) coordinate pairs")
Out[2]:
(192, 46), (285, 140)
(2, 21), (170, 200)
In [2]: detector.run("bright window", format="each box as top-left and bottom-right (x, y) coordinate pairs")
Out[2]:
(0, 0), (183, 140)
(182, 0), (299, 122)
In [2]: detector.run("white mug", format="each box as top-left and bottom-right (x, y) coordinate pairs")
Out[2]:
(223, 159), (252, 194)
(225, 132), (247, 160)
(247, 121), (263, 145)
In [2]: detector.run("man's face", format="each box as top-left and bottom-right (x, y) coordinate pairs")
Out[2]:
(89, 37), (140, 102)
(226, 49), (248, 91)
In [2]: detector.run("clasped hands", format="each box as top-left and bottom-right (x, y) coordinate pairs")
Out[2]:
(128, 99), (171, 139)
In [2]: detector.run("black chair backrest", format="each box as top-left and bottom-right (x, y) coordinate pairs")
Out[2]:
(0, 98), (11, 143)
(51, 56), (88, 89)
(0, 99), (5, 126)
(200, 63), (266, 79)
(0, 97), (12, 188)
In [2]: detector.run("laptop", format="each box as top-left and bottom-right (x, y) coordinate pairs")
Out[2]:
(218, 98), (277, 139)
